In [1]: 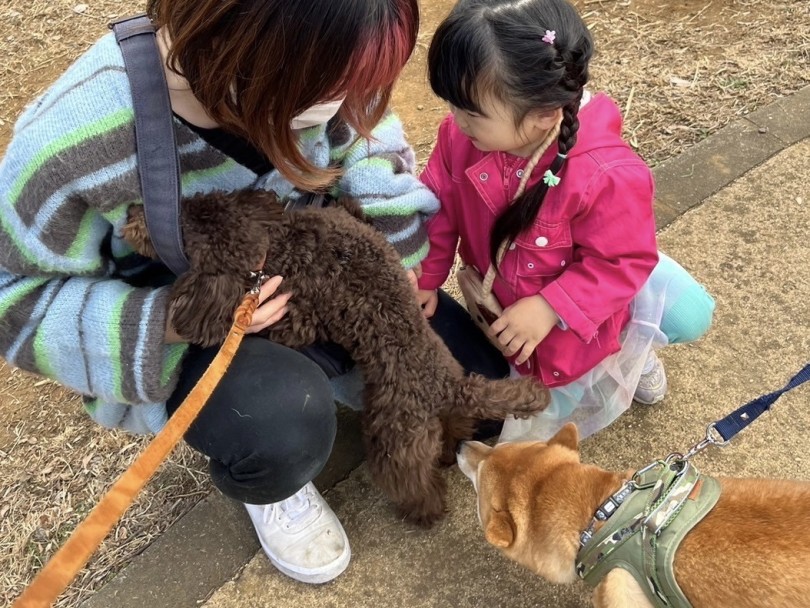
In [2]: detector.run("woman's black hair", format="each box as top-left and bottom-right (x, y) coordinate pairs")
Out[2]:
(428, 0), (593, 265)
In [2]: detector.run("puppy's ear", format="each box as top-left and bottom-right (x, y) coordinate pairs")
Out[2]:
(251, 190), (284, 231)
(122, 206), (158, 259)
(333, 196), (372, 225)
(485, 510), (516, 548)
(548, 422), (580, 453)
(169, 270), (246, 348)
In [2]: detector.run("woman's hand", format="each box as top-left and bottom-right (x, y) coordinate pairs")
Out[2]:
(489, 295), (559, 365)
(246, 275), (292, 334)
(164, 274), (291, 343)
(417, 288), (439, 318)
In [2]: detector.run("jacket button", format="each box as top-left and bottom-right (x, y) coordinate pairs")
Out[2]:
(535, 236), (549, 247)
(516, 169), (524, 178)
(509, 243), (516, 251)
(561, 260), (566, 266)
(527, 263), (535, 269)
(553, 371), (560, 377)
(479, 172), (488, 181)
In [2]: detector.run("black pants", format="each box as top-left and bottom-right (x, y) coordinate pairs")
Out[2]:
(166, 290), (508, 504)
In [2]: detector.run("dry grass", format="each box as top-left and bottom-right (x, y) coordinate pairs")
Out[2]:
(586, 0), (810, 165)
(398, 0), (810, 166)
(0, 364), (209, 607)
(1, 0), (809, 605)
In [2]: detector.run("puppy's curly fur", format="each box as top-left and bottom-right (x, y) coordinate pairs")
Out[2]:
(123, 190), (549, 526)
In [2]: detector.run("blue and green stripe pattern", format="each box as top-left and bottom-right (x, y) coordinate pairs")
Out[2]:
(0, 33), (438, 433)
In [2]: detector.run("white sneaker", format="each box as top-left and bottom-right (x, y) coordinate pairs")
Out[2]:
(244, 482), (350, 584)
(634, 350), (668, 405)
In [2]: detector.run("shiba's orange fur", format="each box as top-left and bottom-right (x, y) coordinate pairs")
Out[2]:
(458, 423), (810, 608)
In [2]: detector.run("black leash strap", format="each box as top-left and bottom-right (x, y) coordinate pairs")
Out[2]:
(111, 14), (190, 276)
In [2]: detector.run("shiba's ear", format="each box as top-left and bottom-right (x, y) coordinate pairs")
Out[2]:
(457, 441), (491, 483)
(548, 422), (579, 453)
(485, 510), (515, 548)
(122, 206), (158, 259)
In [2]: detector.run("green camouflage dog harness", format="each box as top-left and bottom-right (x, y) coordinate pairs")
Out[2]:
(576, 459), (721, 608)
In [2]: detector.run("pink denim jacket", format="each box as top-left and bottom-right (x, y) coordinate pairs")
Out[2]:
(418, 94), (659, 387)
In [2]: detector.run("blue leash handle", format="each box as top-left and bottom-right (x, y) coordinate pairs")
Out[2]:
(714, 363), (810, 442)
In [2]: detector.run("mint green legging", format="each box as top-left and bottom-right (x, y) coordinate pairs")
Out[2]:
(652, 252), (715, 345)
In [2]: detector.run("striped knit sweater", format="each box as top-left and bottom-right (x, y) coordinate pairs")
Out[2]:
(0, 33), (439, 434)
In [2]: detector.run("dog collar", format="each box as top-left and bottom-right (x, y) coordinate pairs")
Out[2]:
(575, 459), (721, 607)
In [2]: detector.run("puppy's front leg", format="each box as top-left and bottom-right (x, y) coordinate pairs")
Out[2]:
(592, 568), (654, 608)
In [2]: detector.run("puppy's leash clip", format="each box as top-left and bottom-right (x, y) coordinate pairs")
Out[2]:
(233, 271), (270, 331)
(247, 270), (270, 295)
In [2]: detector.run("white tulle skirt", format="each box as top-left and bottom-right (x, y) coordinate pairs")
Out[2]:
(499, 253), (677, 443)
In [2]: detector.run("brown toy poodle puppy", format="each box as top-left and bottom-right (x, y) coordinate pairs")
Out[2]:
(123, 189), (549, 526)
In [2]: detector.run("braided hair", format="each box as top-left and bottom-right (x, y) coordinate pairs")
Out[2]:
(428, 0), (593, 266)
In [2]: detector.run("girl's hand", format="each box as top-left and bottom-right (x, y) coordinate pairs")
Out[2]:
(417, 288), (439, 318)
(246, 274), (292, 334)
(489, 295), (559, 365)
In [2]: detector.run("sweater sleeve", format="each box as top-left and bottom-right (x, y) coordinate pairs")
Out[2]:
(331, 111), (440, 269)
(0, 273), (187, 405)
(0, 102), (187, 406)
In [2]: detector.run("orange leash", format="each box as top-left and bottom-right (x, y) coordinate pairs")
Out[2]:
(13, 291), (259, 608)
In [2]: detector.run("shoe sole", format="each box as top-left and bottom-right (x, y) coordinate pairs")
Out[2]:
(266, 543), (351, 585)
(634, 393), (666, 406)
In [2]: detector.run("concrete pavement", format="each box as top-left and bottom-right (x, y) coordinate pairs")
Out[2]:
(81, 86), (810, 608)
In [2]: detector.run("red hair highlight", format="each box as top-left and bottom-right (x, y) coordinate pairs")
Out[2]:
(148, 0), (419, 191)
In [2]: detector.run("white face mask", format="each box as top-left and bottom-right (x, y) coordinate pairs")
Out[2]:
(290, 98), (345, 130)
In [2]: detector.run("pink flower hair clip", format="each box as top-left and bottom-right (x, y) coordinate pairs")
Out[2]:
(542, 30), (556, 45)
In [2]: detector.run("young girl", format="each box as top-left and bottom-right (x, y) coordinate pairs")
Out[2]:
(0, 0), (515, 587)
(417, 0), (716, 442)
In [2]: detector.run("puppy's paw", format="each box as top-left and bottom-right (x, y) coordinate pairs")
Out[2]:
(512, 398), (550, 419)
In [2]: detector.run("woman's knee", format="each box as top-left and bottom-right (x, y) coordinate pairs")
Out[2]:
(430, 290), (509, 378)
(170, 338), (338, 503)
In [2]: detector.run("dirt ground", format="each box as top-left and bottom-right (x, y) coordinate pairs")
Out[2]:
(1, 0), (808, 605)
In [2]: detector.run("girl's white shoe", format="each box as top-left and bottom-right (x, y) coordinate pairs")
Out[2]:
(634, 351), (668, 405)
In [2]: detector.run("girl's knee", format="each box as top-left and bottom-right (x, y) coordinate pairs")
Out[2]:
(662, 284), (716, 344)
(651, 253), (715, 344)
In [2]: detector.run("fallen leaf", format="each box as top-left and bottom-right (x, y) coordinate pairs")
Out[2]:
(668, 75), (693, 87)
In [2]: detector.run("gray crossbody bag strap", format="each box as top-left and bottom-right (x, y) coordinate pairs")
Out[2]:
(110, 14), (190, 275)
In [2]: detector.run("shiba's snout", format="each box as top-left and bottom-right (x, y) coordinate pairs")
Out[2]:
(457, 441), (492, 491)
